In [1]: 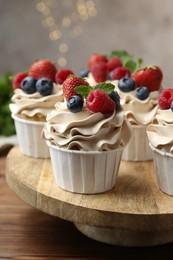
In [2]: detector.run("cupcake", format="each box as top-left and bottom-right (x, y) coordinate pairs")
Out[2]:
(10, 59), (68, 158)
(43, 76), (132, 194)
(116, 69), (162, 161)
(83, 51), (163, 161)
(147, 88), (173, 196)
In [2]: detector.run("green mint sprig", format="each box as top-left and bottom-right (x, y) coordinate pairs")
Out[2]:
(74, 82), (115, 98)
(108, 50), (143, 74)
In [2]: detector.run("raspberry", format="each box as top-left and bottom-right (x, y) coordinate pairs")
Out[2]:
(111, 67), (131, 80)
(12, 72), (28, 90)
(55, 68), (74, 84)
(29, 59), (57, 82)
(86, 89), (115, 114)
(106, 57), (123, 72)
(63, 75), (89, 100)
(158, 88), (173, 109)
(90, 61), (108, 83)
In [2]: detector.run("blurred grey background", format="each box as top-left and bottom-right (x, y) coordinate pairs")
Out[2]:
(1, 0), (173, 86)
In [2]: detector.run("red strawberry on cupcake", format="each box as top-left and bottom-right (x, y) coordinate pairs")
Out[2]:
(63, 75), (89, 100)
(29, 59), (57, 82)
(88, 54), (107, 70)
(132, 66), (163, 92)
(90, 61), (107, 83)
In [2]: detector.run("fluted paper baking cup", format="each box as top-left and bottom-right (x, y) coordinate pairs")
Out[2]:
(150, 143), (173, 196)
(46, 140), (123, 194)
(12, 114), (50, 158)
(122, 125), (153, 161)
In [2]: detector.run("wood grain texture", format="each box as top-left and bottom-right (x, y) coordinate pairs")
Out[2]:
(5, 146), (173, 234)
(1, 151), (173, 257)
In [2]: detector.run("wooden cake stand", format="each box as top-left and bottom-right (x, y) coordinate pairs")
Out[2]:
(5, 146), (173, 247)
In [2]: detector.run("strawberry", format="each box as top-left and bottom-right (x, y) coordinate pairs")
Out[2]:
(86, 89), (115, 114)
(88, 54), (107, 70)
(29, 59), (57, 82)
(55, 68), (74, 84)
(111, 67), (131, 80)
(132, 66), (163, 92)
(63, 75), (89, 100)
(106, 57), (123, 72)
(12, 72), (28, 90)
(158, 88), (173, 109)
(90, 61), (107, 83)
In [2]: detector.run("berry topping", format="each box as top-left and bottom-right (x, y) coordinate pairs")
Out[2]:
(86, 89), (115, 114)
(109, 91), (122, 111)
(106, 57), (123, 72)
(79, 69), (90, 78)
(13, 72), (28, 90)
(63, 75), (89, 100)
(118, 77), (136, 92)
(132, 66), (163, 92)
(111, 67), (131, 80)
(36, 78), (53, 96)
(135, 86), (149, 100)
(88, 54), (107, 70)
(171, 101), (173, 112)
(90, 61), (107, 83)
(67, 96), (84, 113)
(29, 59), (57, 82)
(55, 68), (74, 84)
(21, 76), (37, 94)
(158, 88), (173, 109)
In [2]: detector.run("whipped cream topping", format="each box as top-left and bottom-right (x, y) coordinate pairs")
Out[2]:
(43, 101), (132, 151)
(10, 84), (63, 119)
(117, 89), (159, 125)
(147, 109), (173, 154)
(86, 73), (159, 126)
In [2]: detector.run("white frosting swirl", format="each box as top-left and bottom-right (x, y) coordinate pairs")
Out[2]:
(10, 84), (63, 120)
(117, 89), (159, 125)
(147, 109), (173, 154)
(86, 73), (159, 126)
(43, 101), (132, 151)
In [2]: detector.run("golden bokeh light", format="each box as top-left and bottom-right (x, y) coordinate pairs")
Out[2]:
(58, 57), (67, 67)
(36, 0), (97, 66)
(59, 43), (68, 53)
(49, 30), (62, 41)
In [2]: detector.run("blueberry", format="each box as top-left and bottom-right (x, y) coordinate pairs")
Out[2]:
(118, 77), (136, 92)
(136, 86), (149, 100)
(79, 69), (90, 78)
(21, 76), (37, 94)
(109, 91), (122, 112)
(171, 100), (173, 111)
(67, 96), (84, 113)
(36, 78), (53, 96)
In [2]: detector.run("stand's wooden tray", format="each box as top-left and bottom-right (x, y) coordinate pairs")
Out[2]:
(6, 146), (173, 247)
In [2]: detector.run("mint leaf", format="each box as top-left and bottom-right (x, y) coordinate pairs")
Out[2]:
(94, 83), (115, 94)
(74, 85), (93, 98)
(108, 50), (133, 65)
(135, 58), (143, 71)
(124, 59), (137, 74)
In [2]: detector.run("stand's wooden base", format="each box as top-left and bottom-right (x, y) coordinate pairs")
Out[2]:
(6, 146), (173, 247)
(75, 224), (173, 247)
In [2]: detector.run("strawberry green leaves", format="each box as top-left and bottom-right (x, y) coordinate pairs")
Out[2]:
(74, 83), (115, 98)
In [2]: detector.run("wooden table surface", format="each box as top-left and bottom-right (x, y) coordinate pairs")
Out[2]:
(1, 149), (173, 259)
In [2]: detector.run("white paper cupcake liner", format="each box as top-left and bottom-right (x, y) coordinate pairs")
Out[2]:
(46, 140), (123, 194)
(12, 114), (50, 158)
(122, 125), (153, 161)
(150, 143), (173, 196)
